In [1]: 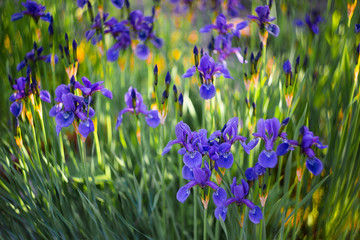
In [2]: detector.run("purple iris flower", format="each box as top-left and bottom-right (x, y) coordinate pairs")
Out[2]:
(9, 74), (51, 119)
(177, 161), (224, 203)
(214, 34), (243, 63)
(50, 76), (110, 138)
(162, 121), (208, 168)
(74, 77), (113, 99)
(252, 118), (297, 168)
(124, 10), (163, 60)
(116, 87), (160, 129)
(248, 5), (279, 37)
(214, 177), (263, 223)
(11, 0), (51, 23)
(245, 163), (266, 181)
(227, 0), (244, 18)
(85, 13), (110, 45)
(294, 10), (323, 35)
(207, 117), (253, 169)
(299, 126), (327, 176)
(169, 0), (194, 15)
(76, 0), (89, 8)
(17, 43), (58, 72)
(200, 14), (233, 35)
(182, 53), (232, 100)
(105, 20), (132, 61)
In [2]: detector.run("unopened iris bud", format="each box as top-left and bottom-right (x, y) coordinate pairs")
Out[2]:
(279, 117), (290, 133)
(33, 41), (37, 51)
(65, 33), (69, 49)
(87, 1), (94, 22)
(161, 90), (168, 105)
(268, 0), (273, 9)
(72, 39), (78, 62)
(303, 55), (309, 69)
(165, 72), (171, 86)
(178, 93), (183, 117)
(125, 0), (130, 8)
(64, 46), (70, 64)
(193, 45), (199, 67)
(245, 97), (250, 109)
(153, 64), (158, 86)
(283, 60), (292, 88)
(173, 85), (178, 102)
(208, 36), (214, 55)
(59, 44), (64, 59)
(295, 56), (300, 74)
(49, 16), (54, 47)
(250, 52), (255, 74)
(8, 75), (14, 89)
(70, 75), (76, 93)
(243, 47), (248, 59)
(200, 48), (204, 58)
(252, 102), (256, 115)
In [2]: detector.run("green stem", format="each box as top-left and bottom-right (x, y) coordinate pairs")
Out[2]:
(203, 207), (207, 240)
(194, 187), (198, 240)
(161, 125), (166, 235)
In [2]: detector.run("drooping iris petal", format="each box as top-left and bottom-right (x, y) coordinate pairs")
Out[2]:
(176, 185), (191, 203)
(11, 13), (24, 21)
(10, 101), (23, 118)
(258, 150), (278, 168)
(111, 0), (124, 9)
(55, 111), (75, 128)
(182, 66), (196, 78)
(145, 110), (160, 128)
(183, 151), (202, 168)
(40, 90), (51, 103)
(100, 88), (113, 99)
(135, 44), (150, 60)
(199, 24), (215, 33)
(162, 139), (181, 155)
(306, 158), (323, 176)
(151, 38), (164, 49)
(107, 44), (121, 62)
(217, 152), (234, 169)
(248, 206), (263, 224)
(199, 83), (216, 100)
(213, 188), (227, 207)
(276, 142), (290, 156)
(214, 206), (228, 221)
(178, 148), (186, 155)
(266, 24), (280, 37)
(78, 118), (95, 138)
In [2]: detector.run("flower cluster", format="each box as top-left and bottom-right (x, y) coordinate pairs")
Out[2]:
(11, 0), (51, 23)
(17, 42), (58, 72)
(82, 2), (163, 61)
(200, 14), (248, 63)
(299, 126), (327, 176)
(163, 118), (261, 223)
(295, 10), (323, 35)
(9, 72), (51, 122)
(50, 77), (112, 138)
(116, 87), (160, 129)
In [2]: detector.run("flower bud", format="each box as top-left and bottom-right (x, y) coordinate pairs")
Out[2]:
(193, 45), (199, 67)
(252, 102), (256, 115)
(8, 75), (14, 89)
(72, 39), (78, 62)
(173, 85), (178, 102)
(70, 75), (76, 93)
(245, 97), (250, 109)
(178, 92), (184, 118)
(59, 44), (64, 59)
(243, 47), (248, 59)
(161, 90), (168, 105)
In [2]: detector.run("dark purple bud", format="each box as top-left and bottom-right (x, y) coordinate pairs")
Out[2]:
(243, 47), (248, 59)
(33, 41), (37, 51)
(73, 39), (78, 62)
(283, 60), (292, 74)
(161, 90), (168, 104)
(70, 75), (76, 93)
(59, 44), (64, 59)
(165, 72), (171, 86)
(221, 123), (227, 133)
(154, 64), (158, 86)
(245, 97), (250, 109)
(131, 88), (136, 99)
(173, 85), (178, 102)
(200, 48), (204, 58)
(259, 42), (263, 51)
(282, 117), (290, 126)
(252, 102), (256, 115)
(295, 55), (300, 74)
(250, 52), (254, 63)
(8, 75), (14, 89)
(178, 93), (183, 105)
(125, 0), (130, 8)
(179, 93), (183, 117)
(65, 33), (69, 43)
(64, 46), (70, 63)
(355, 24), (360, 34)
(193, 45), (199, 67)
(303, 55), (309, 69)
(268, 0), (273, 9)
(208, 36), (214, 54)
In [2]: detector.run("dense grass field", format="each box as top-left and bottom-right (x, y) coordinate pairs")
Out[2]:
(0, 0), (359, 239)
